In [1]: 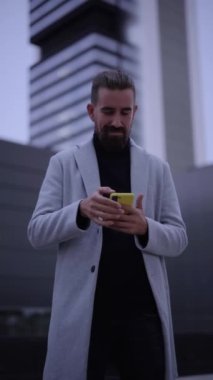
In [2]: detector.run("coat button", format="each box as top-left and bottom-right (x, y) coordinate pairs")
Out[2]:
(90, 265), (96, 273)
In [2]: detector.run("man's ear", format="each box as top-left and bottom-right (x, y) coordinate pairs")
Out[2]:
(134, 105), (138, 115)
(87, 103), (95, 121)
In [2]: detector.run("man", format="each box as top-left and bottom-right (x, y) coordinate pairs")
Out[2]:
(28, 70), (188, 380)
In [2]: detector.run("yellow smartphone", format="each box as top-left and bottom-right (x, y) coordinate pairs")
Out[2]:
(110, 192), (134, 206)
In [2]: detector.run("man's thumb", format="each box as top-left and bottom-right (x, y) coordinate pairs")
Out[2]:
(136, 194), (143, 209)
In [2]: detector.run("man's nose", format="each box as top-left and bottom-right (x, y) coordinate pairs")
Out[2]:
(112, 115), (122, 127)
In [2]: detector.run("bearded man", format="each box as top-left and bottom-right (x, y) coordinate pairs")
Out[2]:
(28, 70), (188, 380)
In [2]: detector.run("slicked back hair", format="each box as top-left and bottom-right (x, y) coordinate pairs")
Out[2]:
(91, 70), (136, 104)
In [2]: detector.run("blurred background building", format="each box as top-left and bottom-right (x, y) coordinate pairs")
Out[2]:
(0, 1), (213, 379)
(28, 0), (196, 171)
(29, 0), (142, 151)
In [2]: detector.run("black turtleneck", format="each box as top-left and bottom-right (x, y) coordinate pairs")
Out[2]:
(92, 134), (158, 320)
(93, 133), (131, 193)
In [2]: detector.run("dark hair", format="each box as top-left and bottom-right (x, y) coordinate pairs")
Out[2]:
(91, 69), (136, 104)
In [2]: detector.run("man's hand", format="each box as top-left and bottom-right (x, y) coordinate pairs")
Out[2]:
(80, 190), (147, 236)
(79, 187), (124, 227)
(109, 194), (148, 235)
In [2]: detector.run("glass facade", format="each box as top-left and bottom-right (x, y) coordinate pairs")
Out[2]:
(29, 0), (141, 150)
(30, 34), (139, 150)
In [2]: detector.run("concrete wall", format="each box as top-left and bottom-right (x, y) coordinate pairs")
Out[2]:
(0, 139), (212, 376)
(169, 165), (213, 335)
(0, 140), (56, 309)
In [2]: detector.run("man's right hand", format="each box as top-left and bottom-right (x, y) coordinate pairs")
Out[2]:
(79, 187), (124, 227)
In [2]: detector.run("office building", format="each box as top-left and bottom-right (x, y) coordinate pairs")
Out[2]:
(29, 0), (141, 151)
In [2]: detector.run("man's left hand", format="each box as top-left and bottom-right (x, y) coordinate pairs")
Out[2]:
(109, 193), (148, 236)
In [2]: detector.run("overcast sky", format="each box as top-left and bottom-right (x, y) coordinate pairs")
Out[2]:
(0, 0), (38, 144)
(0, 0), (212, 164)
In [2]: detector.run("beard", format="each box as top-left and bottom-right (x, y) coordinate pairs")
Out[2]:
(95, 125), (130, 152)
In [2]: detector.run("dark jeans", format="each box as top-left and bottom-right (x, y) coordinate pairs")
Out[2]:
(87, 313), (165, 380)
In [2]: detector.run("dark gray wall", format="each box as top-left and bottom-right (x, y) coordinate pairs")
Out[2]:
(0, 141), (213, 333)
(169, 165), (213, 335)
(0, 140), (212, 376)
(0, 140), (56, 309)
(0, 139), (212, 335)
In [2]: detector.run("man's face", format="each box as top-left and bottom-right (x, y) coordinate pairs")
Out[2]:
(87, 87), (137, 152)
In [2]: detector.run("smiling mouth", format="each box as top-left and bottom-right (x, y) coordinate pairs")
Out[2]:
(108, 130), (124, 134)
(109, 131), (123, 134)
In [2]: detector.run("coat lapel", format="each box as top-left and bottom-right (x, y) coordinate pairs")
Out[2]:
(74, 138), (100, 196)
(74, 137), (149, 204)
(130, 139), (149, 209)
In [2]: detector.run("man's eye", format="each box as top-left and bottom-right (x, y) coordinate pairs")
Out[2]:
(122, 110), (131, 115)
(102, 109), (113, 115)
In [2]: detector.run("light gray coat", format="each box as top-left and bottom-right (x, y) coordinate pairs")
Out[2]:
(28, 138), (188, 380)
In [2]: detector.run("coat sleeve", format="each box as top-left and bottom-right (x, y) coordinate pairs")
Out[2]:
(28, 154), (90, 249)
(135, 162), (188, 257)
